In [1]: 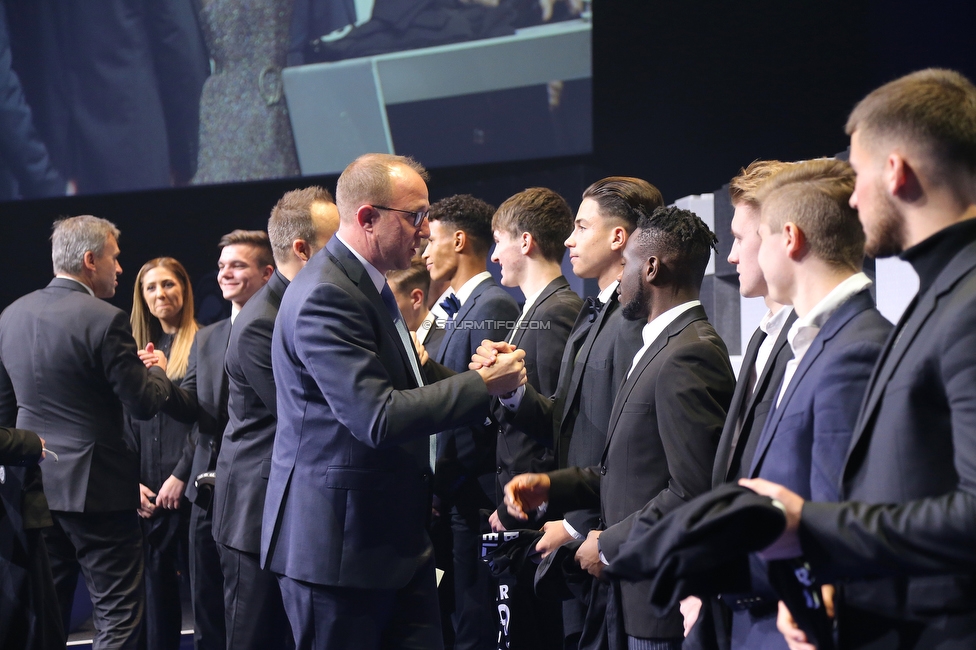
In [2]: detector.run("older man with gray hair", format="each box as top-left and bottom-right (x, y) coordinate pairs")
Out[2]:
(0, 215), (195, 650)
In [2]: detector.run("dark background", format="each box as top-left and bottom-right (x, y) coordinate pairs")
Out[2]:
(2, 0), (974, 312)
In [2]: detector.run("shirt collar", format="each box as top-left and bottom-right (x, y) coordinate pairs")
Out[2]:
(55, 274), (94, 296)
(640, 300), (701, 349)
(787, 272), (872, 353)
(454, 271), (492, 306)
(335, 232), (386, 294)
(519, 283), (547, 316)
(759, 305), (793, 339)
(598, 280), (619, 305)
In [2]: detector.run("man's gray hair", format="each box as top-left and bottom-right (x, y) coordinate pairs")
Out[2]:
(51, 215), (121, 275)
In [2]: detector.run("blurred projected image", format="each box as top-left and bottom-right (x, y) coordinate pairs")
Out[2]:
(1, 0), (591, 200)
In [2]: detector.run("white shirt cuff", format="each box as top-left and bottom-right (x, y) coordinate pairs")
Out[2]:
(562, 519), (585, 541)
(499, 384), (526, 411)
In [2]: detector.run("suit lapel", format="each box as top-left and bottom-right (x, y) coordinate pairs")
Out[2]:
(712, 326), (765, 485)
(847, 246), (976, 468)
(508, 277), (569, 348)
(435, 276), (492, 364)
(748, 290), (871, 477)
(741, 310), (797, 426)
(603, 305), (707, 461)
(326, 239), (420, 387)
(559, 293), (618, 434)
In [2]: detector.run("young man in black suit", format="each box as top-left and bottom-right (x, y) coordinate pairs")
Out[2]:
(504, 205), (736, 650)
(744, 68), (976, 649)
(681, 160), (796, 650)
(490, 187), (583, 535)
(483, 187), (583, 647)
(422, 193), (519, 650)
(488, 177), (657, 648)
(0, 215), (196, 650)
(730, 158), (892, 649)
(213, 187), (339, 650)
(168, 229), (275, 650)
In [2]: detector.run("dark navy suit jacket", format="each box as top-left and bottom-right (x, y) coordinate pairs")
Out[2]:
(262, 238), (490, 589)
(749, 288), (891, 502)
(432, 275), (518, 504)
(739, 288), (890, 650)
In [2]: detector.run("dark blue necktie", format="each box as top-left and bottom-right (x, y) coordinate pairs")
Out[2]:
(440, 293), (461, 318)
(380, 283), (434, 470)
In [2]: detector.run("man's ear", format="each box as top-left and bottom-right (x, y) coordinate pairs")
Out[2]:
(410, 288), (425, 310)
(609, 226), (627, 252)
(520, 231), (534, 255)
(454, 230), (466, 253)
(782, 222), (807, 260)
(82, 250), (97, 272)
(356, 205), (378, 232)
(886, 152), (923, 202)
(644, 256), (659, 284)
(262, 265), (275, 282)
(292, 238), (312, 263)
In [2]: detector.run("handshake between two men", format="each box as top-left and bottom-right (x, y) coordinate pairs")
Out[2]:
(412, 333), (527, 397)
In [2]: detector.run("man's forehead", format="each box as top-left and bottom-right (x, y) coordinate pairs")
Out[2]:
(219, 243), (258, 264)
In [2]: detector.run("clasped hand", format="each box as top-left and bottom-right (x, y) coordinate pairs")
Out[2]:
(138, 342), (169, 372)
(470, 340), (526, 396)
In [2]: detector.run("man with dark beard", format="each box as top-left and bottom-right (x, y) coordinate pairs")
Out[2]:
(504, 205), (735, 650)
(743, 68), (976, 649)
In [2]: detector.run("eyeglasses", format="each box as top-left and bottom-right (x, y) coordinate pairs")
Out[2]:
(372, 205), (429, 227)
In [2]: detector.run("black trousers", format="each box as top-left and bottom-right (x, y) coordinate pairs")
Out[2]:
(44, 510), (145, 650)
(189, 502), (225, 650)
(216, 542), (292, 650)
(277, 553), (443, 650)
(143, 506), (189, 650)
(450, 508), (496, 650)
(0, 528), (65, 650)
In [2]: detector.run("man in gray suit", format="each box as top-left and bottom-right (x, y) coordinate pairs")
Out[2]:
(0, 215), (195, 649)
(213, 186), (339, 650)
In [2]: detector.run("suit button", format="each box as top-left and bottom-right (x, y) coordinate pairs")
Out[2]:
(600, 466), (607, 475)
(496, 466), (502, 474)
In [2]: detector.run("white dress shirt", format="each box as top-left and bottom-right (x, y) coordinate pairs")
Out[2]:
(627, 300), (702, 378)
(776, 273), (872, 406)
(744, 305), (794, 402)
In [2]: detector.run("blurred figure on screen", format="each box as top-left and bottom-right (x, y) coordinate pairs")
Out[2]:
(5, 0), (209, 194)
(291, 0), (584, 64)
(193, 0), (300, 185)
